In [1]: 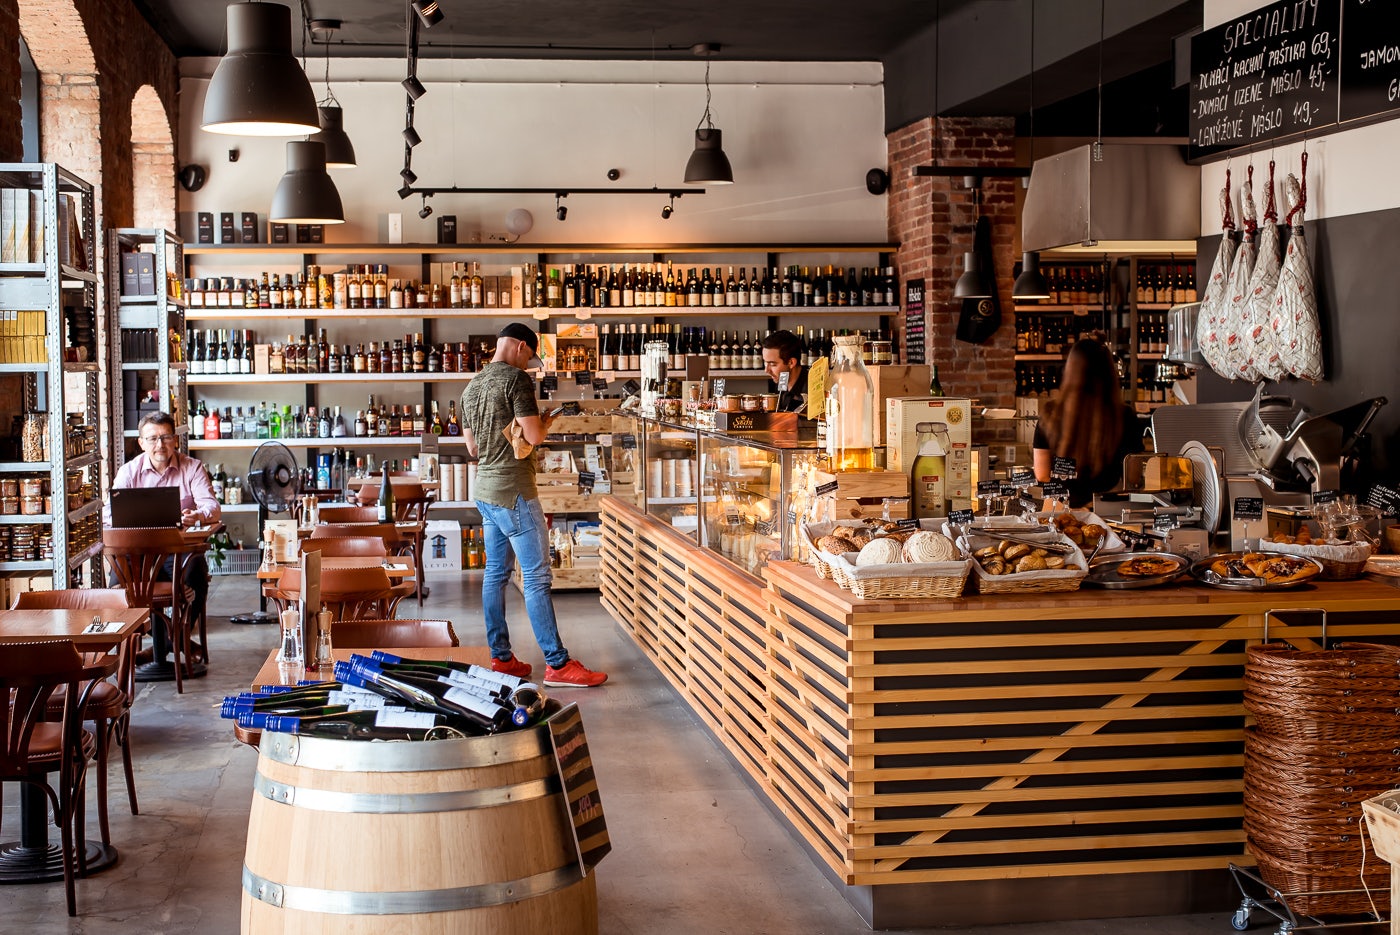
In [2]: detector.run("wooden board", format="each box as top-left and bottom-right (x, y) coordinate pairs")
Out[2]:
(512, 557), (599, 592)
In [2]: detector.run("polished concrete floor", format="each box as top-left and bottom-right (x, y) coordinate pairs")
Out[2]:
(2, 572), (1247, 933)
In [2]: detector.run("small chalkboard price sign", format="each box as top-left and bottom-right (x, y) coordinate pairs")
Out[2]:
(949, 508), (975, 526)
(547, 703), (611, 875)
(977, 480), (1001, 496)
(1233, 497), (1265, 521)
(540, 374), (559, 394)
(1154, 513), (1179, 533)
(1010, 469), (1037, 488)
(619, 434), (637, 450)
(1312, 488), (1339, 505)
(577, 471), (596, 491)
(1340, 0), (1400, 122)
(1051, 457), (1078, 480)
(904, 279), (925, 365)
(1366, 483), (1400, 516)
(1041, 482), (1069, 500)
(574, 370), (593, 386)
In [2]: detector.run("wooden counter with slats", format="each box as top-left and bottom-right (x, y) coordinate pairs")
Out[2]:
(598, 494), (1400, 929)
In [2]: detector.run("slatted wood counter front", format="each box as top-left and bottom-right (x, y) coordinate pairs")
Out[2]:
(598, 495), (1400, 928)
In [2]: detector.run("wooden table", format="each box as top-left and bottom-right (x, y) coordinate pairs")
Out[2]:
(0, 607), (149, 884)
(234, 645), (491, 747)
(256, 557), (417, 581)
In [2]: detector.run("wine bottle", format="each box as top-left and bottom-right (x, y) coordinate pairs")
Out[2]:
(446, 399), (462, 437)
(377, 464), (396, 523)
(338, 660), (516, 732)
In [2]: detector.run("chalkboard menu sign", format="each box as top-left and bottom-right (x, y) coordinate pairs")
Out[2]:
(904, 279), (925, 365)
(547, 704), (611, 875)
(1190, 0), (1341, 159)
(1340, 0), (1400, 122)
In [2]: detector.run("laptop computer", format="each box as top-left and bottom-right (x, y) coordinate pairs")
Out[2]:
(110, 487), (183, 528)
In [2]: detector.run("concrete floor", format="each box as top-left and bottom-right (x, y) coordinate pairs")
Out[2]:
(1, 572), (1247, 933)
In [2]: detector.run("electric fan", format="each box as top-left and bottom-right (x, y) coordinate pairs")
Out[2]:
(230, 442), (302, 625)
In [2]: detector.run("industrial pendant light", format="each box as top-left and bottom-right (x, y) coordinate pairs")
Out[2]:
(1012, 251), (1050, 300)
(953, 252), (990, 299)
(269, 141), (345, 224)
(684, 43), (734, 185)
(307, 20), (356, 168)
(202, 2), (320, 136)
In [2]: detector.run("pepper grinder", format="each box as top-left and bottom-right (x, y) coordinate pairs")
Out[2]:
(313, 608), (334, 670)
(276, 607), (303, 666)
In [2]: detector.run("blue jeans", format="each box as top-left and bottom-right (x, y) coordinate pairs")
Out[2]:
(477, 495), (568, 668)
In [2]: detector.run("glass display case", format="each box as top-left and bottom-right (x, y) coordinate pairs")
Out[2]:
(634, 416), (822, 577)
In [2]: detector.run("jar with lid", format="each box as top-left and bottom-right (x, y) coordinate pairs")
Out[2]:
(824, 334), (876, 471)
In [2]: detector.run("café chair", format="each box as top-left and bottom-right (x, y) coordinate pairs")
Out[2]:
(0, 639), (116, 915)
(102, 528), (200, 694)
(299, 536), (389, 558)
(357, 483), (432, 603)
(267, 566), (414, 622)
(316, 505), (380, 524)
(12, 589), (140, 845)
(331, 618), (460, 648)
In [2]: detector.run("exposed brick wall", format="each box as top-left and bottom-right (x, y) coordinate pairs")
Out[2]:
(888, 116), (1018, 438)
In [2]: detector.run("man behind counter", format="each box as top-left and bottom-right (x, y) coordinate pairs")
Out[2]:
(761, 330), (809, 414)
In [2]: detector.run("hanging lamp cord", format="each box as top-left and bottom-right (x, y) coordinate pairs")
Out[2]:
(695, 58), (714, 133)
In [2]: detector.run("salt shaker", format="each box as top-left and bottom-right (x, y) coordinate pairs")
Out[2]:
(276, 607), (303, 666)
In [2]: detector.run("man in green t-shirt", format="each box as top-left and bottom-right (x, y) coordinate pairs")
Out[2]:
(460, 323), (608, 688)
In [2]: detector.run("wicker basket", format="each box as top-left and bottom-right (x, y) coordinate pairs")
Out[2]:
(1263, 539), (1374, 580)
(800, 521), (867, 580)
(1248, 843), (1390, 916)
(1244, 641), (1400, 742)
(958, 531), (1087, 595)
(828, 553), (970, 600)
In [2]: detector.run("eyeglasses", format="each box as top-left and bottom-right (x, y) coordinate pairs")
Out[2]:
(141, 434), (176, 445)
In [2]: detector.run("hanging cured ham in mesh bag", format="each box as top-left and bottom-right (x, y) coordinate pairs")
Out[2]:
(1196, 169), (1236, 375)
(1240, 161), (1284, 381)
(1221, 167), (1258, 380)
(1272, 152), (1323, 381)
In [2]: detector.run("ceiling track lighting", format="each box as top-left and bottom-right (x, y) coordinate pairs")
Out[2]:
(306, 16), (356, 168)
(418, 194), (433, 219)
(401, 166), (417, 184)
(412, 0), (444, 28)
(202, 2), (319, 136)
(684, 42), (734, 185)
(403, 125), (422, 148)
(270, 140), (345, 224)
(402, 75), (426, 100)
(661, 195), (675, 219)
(397, 183), (413, 200)
(555, 193), (568, 222)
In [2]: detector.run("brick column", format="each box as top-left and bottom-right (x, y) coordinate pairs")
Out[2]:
(888, 117), (1018, 423)
(0, 1), (19, 161)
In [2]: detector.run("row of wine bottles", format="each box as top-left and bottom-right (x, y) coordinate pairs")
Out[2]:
(189, 397), (462, 441)
(220, 653), (548, 740)
(526, 262), (898, 309)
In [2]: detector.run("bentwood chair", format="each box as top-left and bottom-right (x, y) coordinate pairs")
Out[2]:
(299, 536), (389, 558)
(331, 618), (459, 648)
(102, 528), (201, 693)
(12, 589), (139, 846)
(0, 640), (115, 915)
(316, 505), (380, 524)
(355, 484), (433, 603)
(267, 566), (415, 622)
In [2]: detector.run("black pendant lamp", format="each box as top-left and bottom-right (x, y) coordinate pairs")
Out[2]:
(953, 252), (991, 299)
(202, 2), (320, 136)
(684, 44), (734, 185)
(270, 141), (345, 224)
(309, 106), (356, 169)
(1012, 251), (1050, 300)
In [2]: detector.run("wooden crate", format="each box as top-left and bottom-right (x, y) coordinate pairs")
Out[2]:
(812, 469), (910, 520)
(511, 555), (599, 592)
(869, 365), (931, 441)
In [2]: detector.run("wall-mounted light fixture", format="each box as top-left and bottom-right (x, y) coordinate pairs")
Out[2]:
(270, 140), (345, 224)
(684, 43), (734, 185)
(203, 2), (319, 136)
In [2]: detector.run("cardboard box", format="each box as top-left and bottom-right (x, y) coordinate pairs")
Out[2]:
(219, 212), (236, 244)
(886, 396), (974, 514)
(240, 212), (259, 244)
(436, 215), (457, 244)
(868, 365), (931, 443)
(120, 252), (141, 295)
(269, 222), (289, 243)
(424, 520), (463, 576)
(196, 212), (214, 244)
(135, 252), (157, 294)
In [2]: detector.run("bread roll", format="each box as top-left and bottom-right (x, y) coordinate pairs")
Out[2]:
(855, 537), (905, 566)
(1015, 553), (1048, 573)
(902, 530), (958, 563)
(817, 535), (859, 555)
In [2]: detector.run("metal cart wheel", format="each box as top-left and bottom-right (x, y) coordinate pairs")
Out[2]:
(1231, 904), (1251, 930)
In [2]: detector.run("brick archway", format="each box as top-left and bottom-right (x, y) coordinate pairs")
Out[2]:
(17, 0), (100, 190)
(131, 84), (174, 231)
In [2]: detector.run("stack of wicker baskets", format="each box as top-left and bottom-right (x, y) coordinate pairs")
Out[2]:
(1243, 640), (1400, 915)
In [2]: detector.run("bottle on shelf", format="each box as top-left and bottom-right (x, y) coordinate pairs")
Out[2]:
(377, 465), (396, 523)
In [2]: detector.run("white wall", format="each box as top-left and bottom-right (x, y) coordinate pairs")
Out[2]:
(1199, 0), (1400, 232)
(177, 58), (889, 245)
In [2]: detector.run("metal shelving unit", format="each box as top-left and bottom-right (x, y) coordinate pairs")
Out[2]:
(0, 163), (103, 586)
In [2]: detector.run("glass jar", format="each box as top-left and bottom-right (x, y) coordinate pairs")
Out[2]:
(824, 334), (876, 471)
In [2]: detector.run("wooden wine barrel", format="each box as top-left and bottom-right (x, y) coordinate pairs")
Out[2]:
(241, 724), (598, 935)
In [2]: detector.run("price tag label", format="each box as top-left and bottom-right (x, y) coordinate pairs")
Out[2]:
(814, 480), (839, 497)
(1233, 497), (1264, 521)
(755, 518), (777, 537)
(540, 375), (559, 393)
(1051, 457), (1079, 480)
(622, 378), (640, 395)
(1019, 494), (1041, 513)
(896, 517), (922, 529)
(1010, 469), (1036, 488)
(723, 505), (743, 526)
(949, 509), (974, 526)
(560, 401), (582, 417)
(777, 371), (790, 392)
(976, 480), (1001, 496)
(999, 484), (1019, 498)
(577, 471), (596, 491)
(1153, 513), (1178, 532)
(1366, 483), (1400, 516)
(712, 378), (726, 397)
(1312, 488), (1339, 505)
(593, 379), (609, 394)
(786, 510), (798, 529)
(575, 369), (593, 386)
(1041, 482), (1068, 500)
(620, 434), (637, 450)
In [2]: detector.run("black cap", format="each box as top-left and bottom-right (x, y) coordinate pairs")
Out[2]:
(497, 323), (538, 353)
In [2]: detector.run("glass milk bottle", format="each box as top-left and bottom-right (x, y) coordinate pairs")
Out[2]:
(824, 334), (876, 471)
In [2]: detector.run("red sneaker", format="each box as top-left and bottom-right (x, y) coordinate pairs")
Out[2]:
(491, 656), (533, 678)
(544, 659), (608, 688)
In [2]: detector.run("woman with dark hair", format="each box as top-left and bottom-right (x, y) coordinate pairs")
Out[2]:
(1032, 336), (1143, 507)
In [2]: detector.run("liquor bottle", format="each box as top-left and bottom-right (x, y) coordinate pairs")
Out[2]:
(210, 463), (226, 502)
(218, 406), (233, 439)
(376, 465), (396, 523)
(191, 401), (207, 438)
(347, 267), (362, 309)
(708, 330), (719, 369)
(725, 266), (739, 306)
(354, 409), (368, 437)
(929, 365), (945, 398)
(268, 404), (282, 440)
(332, 407), (347, 438)
(412, 404), (426, 436)
(336, 659), (517, 733)
(446, 399), (462, 436)
(430, 401), (444, 436)
(653, 264), (667, 307)
(256, 402), (270, 439)
(365, 396), (379, 439)
(376, 403), (391, 438)
(400, 405), (415, 437)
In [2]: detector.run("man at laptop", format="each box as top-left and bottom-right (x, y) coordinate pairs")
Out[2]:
(106, 412), (220, 655)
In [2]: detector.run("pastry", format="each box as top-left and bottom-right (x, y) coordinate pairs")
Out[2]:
(1116, 555), (1179, 578)
(1015, 553), (1048, 573)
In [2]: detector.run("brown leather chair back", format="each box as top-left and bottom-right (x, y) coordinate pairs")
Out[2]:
(301, 536), (389, 558)
(317, 505), (380, 524)
(12, 589), (132, 611)
(331, 618), (459, 648)
(102, 528), (192, 609)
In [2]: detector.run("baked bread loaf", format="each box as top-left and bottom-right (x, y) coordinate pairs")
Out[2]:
(817, 535), (859, 555)
(902, 530), (958, 564)
(856, 537), (905, 566)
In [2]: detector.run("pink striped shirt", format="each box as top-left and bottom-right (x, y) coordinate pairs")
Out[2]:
(105, 452), (221, 526)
